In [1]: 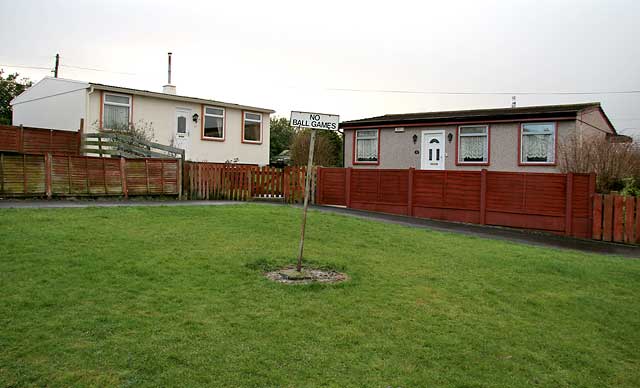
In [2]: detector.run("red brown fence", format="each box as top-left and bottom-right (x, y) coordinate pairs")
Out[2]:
(592, 194), (639, 244)
(317, 167), (596, 239)
(0, 125), (81, 156)
(183, 162), (311, 203)
(0, 152), (180, 197)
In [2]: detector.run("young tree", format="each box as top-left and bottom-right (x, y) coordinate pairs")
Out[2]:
(0, 70), (33, 125)
(290, 129), (343, 167)
(270, 117), (295, 159)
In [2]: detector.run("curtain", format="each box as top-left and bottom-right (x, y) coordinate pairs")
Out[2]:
(104, 105), (129, 129)
(357, 138), (378, 161)
(522, 134), (553, 162)
(460, 136), (486, 161)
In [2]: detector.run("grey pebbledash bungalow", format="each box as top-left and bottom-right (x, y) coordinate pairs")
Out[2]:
(340, 102), (629, 172)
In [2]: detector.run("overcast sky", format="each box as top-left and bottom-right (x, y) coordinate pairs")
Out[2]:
(1, 0), (639, 136)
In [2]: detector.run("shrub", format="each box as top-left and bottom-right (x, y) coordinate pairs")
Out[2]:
(558, 133), (640, 193)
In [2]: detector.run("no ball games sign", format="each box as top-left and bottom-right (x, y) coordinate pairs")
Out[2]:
(290, 109), (340, 272)
(290, 111), (340, 131)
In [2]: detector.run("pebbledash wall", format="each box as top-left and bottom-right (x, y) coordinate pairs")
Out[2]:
(343, 110), (613, 173)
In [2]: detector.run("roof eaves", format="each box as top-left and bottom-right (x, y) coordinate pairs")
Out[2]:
(90, 82), (275, 114)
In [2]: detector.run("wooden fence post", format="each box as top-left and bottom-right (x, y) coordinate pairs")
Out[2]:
(480, 169), (487, 225)
(565, 172), (574, 236)
(0, 153), (3, 195)
(19, 124), (24, 153)
(45, 153), (52, 199)
(120, 157), (128, 198)
(316, 167), (322, 205)
(345, 167), (352, 208)
(407, 168), (414, 216)
(178, 159), (183, 200)
(22, 154), (27, 194)
(78, 118), (84, 155)
(588, 172), (596, 238)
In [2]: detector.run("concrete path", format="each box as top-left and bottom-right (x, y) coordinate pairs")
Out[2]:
(1, 199), (638, 258)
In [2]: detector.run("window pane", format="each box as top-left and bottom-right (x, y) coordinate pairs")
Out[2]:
(523, 123), (553, 134)
(177, 116), (186, 133)
(204, 116), (224, 138)
(460, 126), (487, 135)
(460, 136), (487, 162)
(356, 138), (378, 161)
(104, 104), (129, 129)
(105, 94), (130, 105)
(244, 121), (261, 141)
(522, 134), (554, 162)
(245, 113), (261, 122)
(206, 107), (224, 116)
(357, 130), (377, 139)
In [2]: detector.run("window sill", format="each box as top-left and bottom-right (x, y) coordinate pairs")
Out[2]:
(353, 160), (380, 165)
(242, 139), (263, 145)
(201, 136), (225, 142)
(518, 162), (557, 167)
(456, 161), (489, 166)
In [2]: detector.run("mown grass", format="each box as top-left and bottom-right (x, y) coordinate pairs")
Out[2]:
(0, 204), (639, 387)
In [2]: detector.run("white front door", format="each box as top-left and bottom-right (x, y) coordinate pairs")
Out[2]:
(175, 108), (191, 159)
(421, 130), (445, 170)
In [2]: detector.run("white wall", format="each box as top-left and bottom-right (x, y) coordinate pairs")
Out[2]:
(87, 91), (271, 165)
(11, 78), (87, 131)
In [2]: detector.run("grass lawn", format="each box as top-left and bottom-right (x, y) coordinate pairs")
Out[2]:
(1, 204), (639, 387)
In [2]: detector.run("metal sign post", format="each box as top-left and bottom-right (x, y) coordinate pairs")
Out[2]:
(290, 111), (339, 272)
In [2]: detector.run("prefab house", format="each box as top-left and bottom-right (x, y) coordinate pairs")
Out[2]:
(10, 77), (274, 165)
(341, 103), (626, 172)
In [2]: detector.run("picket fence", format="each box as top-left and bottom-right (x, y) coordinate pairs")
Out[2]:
(592, 194), (640, 244)
(183, 162), (312, 203)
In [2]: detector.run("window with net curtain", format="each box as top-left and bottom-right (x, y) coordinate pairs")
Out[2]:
(356, 129), (378, 162)
(103, 94), (131, 129)
(521, 122), (555, 163)
(243, 112), (262, 142)
(458, 125), (488, 163)
(204, 106), (224, 139)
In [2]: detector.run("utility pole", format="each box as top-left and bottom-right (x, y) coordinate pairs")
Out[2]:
(53, 53), (60, 78)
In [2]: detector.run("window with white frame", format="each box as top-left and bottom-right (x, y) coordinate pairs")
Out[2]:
(103, 93), (131, 129)
(243, 112), (262, 142)
(355, 129), (379, 162)
(521, 122), (556, 163)
(203, 106), (225, 139)
(458, 125), (489, 163)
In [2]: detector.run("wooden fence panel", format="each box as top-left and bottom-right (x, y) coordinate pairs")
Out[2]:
(592, 194), (603, 240)
(624, 197), (635, 244)
(0, 125), (80, 155)
(613, 195), (625, 242)
(591, 193), (639, 245)
(316, 168), (599, 240)
(316, 167), (346, 206)
(0, 151), (179, 198)
(602, 195), (614, 241)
